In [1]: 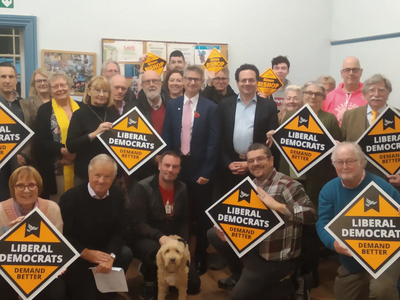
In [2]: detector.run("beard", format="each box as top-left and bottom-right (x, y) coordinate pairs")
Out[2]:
(145, 89), (160, 101)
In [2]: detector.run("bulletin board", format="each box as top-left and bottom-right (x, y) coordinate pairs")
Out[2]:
(101, 38), (228, 97)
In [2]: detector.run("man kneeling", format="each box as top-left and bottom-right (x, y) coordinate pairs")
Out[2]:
(130, 151), (200, 300)
(208, 143), (316, 299)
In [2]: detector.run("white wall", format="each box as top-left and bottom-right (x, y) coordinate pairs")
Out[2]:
(330, 0), (400, 106)
(1, 0), (334, 93)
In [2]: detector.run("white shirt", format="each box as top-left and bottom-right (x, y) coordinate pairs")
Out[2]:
(367, 104), (387, 125)
(182, 93), (199, 135)
(87, 183), (109, 199)
(147, 97), (162, 110)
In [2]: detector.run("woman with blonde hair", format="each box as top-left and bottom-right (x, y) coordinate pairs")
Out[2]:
(277, 85), (303, 124)
(66, 76), (120, 185)
(0, 166), (67, 300)
(29, 68), (51, 112)
(34, 72), (81, 202)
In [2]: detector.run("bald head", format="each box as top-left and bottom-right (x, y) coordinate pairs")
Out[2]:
(142, 70), (162, 102)
(340, 56), (363, 88)
(110, 75), (127, 101)
(342, 56), (361, 69)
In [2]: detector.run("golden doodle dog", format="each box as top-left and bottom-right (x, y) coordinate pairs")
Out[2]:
(156, 235), (190, 300)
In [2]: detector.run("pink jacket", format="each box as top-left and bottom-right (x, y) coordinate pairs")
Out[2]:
(322, 82), (366, 125)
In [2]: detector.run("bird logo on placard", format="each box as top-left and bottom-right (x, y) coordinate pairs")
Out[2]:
(299, 117), (308, 124)
(365, 198), (377, 207)
(128, 118), (137, 126)
(27, 224), (39, 232)
(240, 191), (249, 198)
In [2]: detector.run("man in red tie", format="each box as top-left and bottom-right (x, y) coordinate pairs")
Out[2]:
(162, 65), (220, 275)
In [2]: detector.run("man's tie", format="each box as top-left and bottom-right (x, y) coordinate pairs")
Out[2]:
(181, 99), (192, 155)
(371, 110), (378, 123)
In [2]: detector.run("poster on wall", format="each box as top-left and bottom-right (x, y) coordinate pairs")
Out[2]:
(195, 45), (221, 65)
(42, 50), (96, 96)
(147, 42), (167, 60)
(167, 44), (195, 65)
(103, 41), (143, 62)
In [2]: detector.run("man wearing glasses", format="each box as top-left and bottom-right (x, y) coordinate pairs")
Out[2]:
(322, 56), (366, 124)
(162, 64), (220, 275)
(341, 74), (400, 187)
(203, 67), (236, 105)
(317, 142), (400, 300)
(0, 62), (36, 201)
(208, 143), (316, 299)
(219, 64), (278, 195)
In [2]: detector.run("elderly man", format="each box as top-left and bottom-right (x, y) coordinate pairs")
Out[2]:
(162, 64), (220, 274)
(220, 64), (278, 195)
(130, 151), (200, 299)
(341, 74), (400, 186)
(110, 74), (129, 115)
(208, 143), (316, 299)
(0, 62), (36, 201)
(203, 67), (236, 105)
(101, 60), (135, 103)
(323, 56), (366, 124)
(59, 154), (132, 300)
(271, 55), (292, 109)
(317, 142), (400, 300)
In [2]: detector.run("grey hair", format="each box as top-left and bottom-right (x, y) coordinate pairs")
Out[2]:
(184, 64), (205, 80)
(48, 71), (72, 86)
(219, 67), (229, 76)
(361, 74), (392, 96)
(101, 60), (120, 76)
(331, 142), (367, 168)
(303, 81), (327, 100)
(88, 154), (118, 176)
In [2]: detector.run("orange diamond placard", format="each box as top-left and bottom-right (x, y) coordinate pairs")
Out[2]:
(325, 182), (400, 279)
(0, 208), (79, 300)
(272, 104), (336, 177)
(357, 106), (400, 176)
(0, 102), (34, 168)
(206, 177), (284, 257)
(203, 48), (228, 74)
(142, 53), (167, 75)
(98, 107), (166, 175)
(257, 68), (283, 98)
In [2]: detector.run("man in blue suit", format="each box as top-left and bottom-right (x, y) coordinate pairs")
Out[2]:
(162, 64), (220, 275)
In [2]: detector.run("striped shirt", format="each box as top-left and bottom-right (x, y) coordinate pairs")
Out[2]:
(255, 169), (317, 261)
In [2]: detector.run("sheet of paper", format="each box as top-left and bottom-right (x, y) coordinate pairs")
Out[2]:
(147, 42), (167, 60)
(167, 43), (195, 65)
(90, 267), (128, 293)
(194, 45), (220, 65)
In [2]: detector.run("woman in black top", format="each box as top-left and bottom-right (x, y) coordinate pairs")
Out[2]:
(66, 76), (120, 185)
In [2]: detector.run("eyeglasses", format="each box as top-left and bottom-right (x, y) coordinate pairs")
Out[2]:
(367, 87), (387, 94)
(342, 68), (361, 74)
(239, 78), (257, 84)
(303, 91), (324, 97)
(247, 156), (270, 165)
(333, 159), (358, 167)
(184, 77), (202, 83)
(91, 88), (110, 95)
(15, 183), (38, 192)
(142, 79), (162, 85)
(51, 84), (68, 91)
(35, 79), (47, 84)
(213, 77), (229, 82)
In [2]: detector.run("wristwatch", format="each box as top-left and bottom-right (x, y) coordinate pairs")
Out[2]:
(110, 253), (116, 260)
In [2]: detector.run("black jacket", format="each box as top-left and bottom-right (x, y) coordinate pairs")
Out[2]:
(202, 84), (237, 105)
(131, 174), (189, 242)
(34, 100), (83, 196)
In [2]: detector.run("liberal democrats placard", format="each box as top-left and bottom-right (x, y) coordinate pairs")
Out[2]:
(357, 106), (400, 176)
(325, 182), (400, 279)
(272, 104), (336, 177)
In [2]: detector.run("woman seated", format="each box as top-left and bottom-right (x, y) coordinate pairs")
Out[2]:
(0, 166), (67, 300)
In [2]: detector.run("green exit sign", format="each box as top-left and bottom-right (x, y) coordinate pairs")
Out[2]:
(0, 0), (14, 8)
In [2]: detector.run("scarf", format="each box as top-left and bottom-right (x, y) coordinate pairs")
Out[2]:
(52, 97), (80, 191)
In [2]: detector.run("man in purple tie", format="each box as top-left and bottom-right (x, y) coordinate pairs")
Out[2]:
(162, 65), (221, 275)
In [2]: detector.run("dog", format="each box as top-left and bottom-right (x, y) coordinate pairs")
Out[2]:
(156, 235), (190, 300)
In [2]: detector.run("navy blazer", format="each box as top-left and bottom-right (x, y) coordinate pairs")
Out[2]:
(162, 95), (220, 181)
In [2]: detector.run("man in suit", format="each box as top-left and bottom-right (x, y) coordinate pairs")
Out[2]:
(341, 74), (400, 186)
(162, 64), (220, 275)
(220, 64), (279, 195)
(0, 62), (36, 201)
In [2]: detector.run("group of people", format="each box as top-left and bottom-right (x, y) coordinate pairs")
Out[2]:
(0, 50), (399, 300)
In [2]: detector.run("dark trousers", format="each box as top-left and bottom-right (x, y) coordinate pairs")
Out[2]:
(64, 245), (132, 300)
(0, 160), (12, 201)
(134, 238), (200, 292)
(0, 275), (68, 300)
(208, 228), (297, 300)
(179, 156), (213, 261)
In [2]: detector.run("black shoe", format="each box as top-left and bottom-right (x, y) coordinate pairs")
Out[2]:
(140, 281), (156, 300)
(196, 260), (207, 276)
(218, 277), (237, 290)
